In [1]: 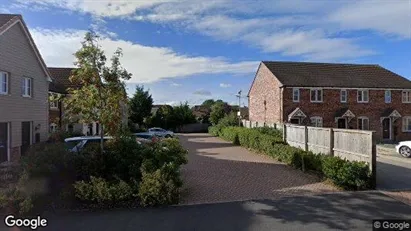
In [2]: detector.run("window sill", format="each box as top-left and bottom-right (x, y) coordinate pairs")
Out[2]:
(402, 102), (411, 104)
(357, 101), (369, 103)
(50, 107), (59, 111)
(310, 101), (323, 103)
(22, 95), (32, 98)
(403, 130), (411, 133)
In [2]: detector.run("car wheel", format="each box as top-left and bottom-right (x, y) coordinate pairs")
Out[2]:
(399, 146), (411, 158)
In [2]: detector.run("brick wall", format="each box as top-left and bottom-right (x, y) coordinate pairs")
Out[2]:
(248, 63), (282, 123)
(282, 88), (411, 141)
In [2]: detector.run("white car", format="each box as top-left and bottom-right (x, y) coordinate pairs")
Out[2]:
(396, 141), (411, 158)
(148, 127), (174, 138)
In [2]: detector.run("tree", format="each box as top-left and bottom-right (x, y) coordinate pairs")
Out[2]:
(129, 85), (153, 127)
(210, 102), (225, 125)
(201, 99), (215, 108)
(64, 31), (131, 153)
(173, 102), (196, 126)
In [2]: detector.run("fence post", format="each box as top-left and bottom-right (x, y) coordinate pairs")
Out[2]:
(304, 126), (308, 151)
(282, 123), (287, 143)
(370, 132), (377, 189)
(329, 128), (334, 156)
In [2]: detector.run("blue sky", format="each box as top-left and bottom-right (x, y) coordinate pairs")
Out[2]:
(1, 0), (410, 106)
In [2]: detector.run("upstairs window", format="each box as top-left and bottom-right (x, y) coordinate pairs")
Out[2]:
(0, 72), (8, 95)
(385, 90), (391, 103)
(340, 89), (347, 103)
(292, 88), (300, 102)
(358, 117), (369, 130)
(22, 77), (32, 97)
(402, 90), (411, 103)
(310, 89), (323, 102)
(310, 116), (323, 127)
(49, 93), (59, 109)
(357, 90), (369, 103)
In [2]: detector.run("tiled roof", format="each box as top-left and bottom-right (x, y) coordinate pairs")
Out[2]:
(262, 61), (411, 89)
(48, 67), (80, 93)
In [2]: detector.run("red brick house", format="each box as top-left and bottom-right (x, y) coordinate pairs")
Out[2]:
(248, 61), (411, 142)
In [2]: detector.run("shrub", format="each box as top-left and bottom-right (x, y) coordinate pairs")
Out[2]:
(218, 112), (238, 127)
(73, 176), (137, 203)
(138, 163), (180, 207)
(211, 125), (372, 190)
(48, 130), (84, 142)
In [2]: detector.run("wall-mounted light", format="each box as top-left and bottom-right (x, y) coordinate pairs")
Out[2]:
(35, 124), (41, 131)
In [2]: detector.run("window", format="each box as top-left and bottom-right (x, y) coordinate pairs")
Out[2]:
(357, 117), (369, 130)
(310, 89), (323, 102)
(402, 90), (411, 103)
(340, 89), (347, 103)
(0, 72), (8, 94)
(67, 124), (74, 133)
(403, 117), (411, 132)
(310, 117), (323, 127)
(357, 90), (369, 103)
(49, 123), (57, 133)
(22, 77), (32, 97)
(49, 93), (59, 109)
(385, 90), (391, 103)
(292, 88), (300, 102)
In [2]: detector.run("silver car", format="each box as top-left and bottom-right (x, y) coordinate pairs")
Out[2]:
(64, 136), (112, 153)
(148, 127), (174, 138)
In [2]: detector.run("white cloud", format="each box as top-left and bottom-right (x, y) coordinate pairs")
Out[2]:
(31, 28), (259, 83)
(219, 83), (231, 88)
(170, 82), (182, 87)
(193, 89), (212, 96)
(328, 0), (411, 39)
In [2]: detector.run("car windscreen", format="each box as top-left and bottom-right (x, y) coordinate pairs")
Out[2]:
(65, 140), (81, 149)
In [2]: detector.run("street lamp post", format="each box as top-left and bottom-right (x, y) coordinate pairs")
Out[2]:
(236, 90), (242, 126)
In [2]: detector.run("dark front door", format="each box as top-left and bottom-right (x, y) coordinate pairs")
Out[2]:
(290, 118), (300, 124)
(337, 118), (346, 128)
(0, 123), (8, 163)
(21, 122), (31, 156)
(382, 118), (390, 140)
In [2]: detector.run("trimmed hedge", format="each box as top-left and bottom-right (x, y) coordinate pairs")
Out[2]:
(210, 126), (372, 190)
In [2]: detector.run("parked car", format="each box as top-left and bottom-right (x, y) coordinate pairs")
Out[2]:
(396, 141), (411, 158)
(147, 127), (174, 138)
(133, 132), (159, 144)
(64, 136), (112, 153)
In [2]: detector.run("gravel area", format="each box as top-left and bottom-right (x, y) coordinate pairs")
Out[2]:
(178, 133), (339, 205)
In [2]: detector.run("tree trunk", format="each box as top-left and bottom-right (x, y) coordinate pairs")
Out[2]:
(100, 124), (104, 154)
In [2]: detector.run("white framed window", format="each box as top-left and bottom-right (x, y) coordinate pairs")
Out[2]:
(310, 88), (323, 102)
(340, 89), (347, 103)
(357, 89), (369, 103)
(49, 92), (59, 109)
(50, 123), (58, 133)
(292, 88), (300, 102)
(402, 90), (411, 103)
(357, 117), (369, 130)
(22, 77), (32, 97)
(385, 90), (391, 103)
(0, 72), (8, 95)
(310, 116), (323, 127)
(403, 116), (411, 132)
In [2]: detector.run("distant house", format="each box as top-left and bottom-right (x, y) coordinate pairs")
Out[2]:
(0, 14), (52, 162)
(48, 67), (128, 136)
(151, 104), (169, 115)
(248, 61), (411, 142)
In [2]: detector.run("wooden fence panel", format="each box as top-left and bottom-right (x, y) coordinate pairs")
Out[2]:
(307, 127), (331, 154)
(285, 124), (306, 150)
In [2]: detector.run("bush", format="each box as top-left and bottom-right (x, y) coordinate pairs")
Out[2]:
(138, 164), (180, 207)
(73, 176), (137, 203)
(218, 112), (238, 127)
(48, 130), (84, 142)
(211, 125), (372, 190)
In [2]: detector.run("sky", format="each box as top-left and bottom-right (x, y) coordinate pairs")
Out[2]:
(1, 0), (410, 106)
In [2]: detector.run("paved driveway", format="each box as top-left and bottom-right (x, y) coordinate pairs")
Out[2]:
(377, 145), (411, 190)
(178, 133), (338, 204)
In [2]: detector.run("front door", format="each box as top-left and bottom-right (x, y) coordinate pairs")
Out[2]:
(21, 122), (31, 156)
(0, 123), (8, 163)
(382, 118), (390, 140)
(290, 118), (300, 124)
(337, 118), (347, 128)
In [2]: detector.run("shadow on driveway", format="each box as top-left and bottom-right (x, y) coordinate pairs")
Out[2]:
(37, 191), (411, 231)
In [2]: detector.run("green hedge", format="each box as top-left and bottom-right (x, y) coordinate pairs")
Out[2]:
(210, 126), (372, 190)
